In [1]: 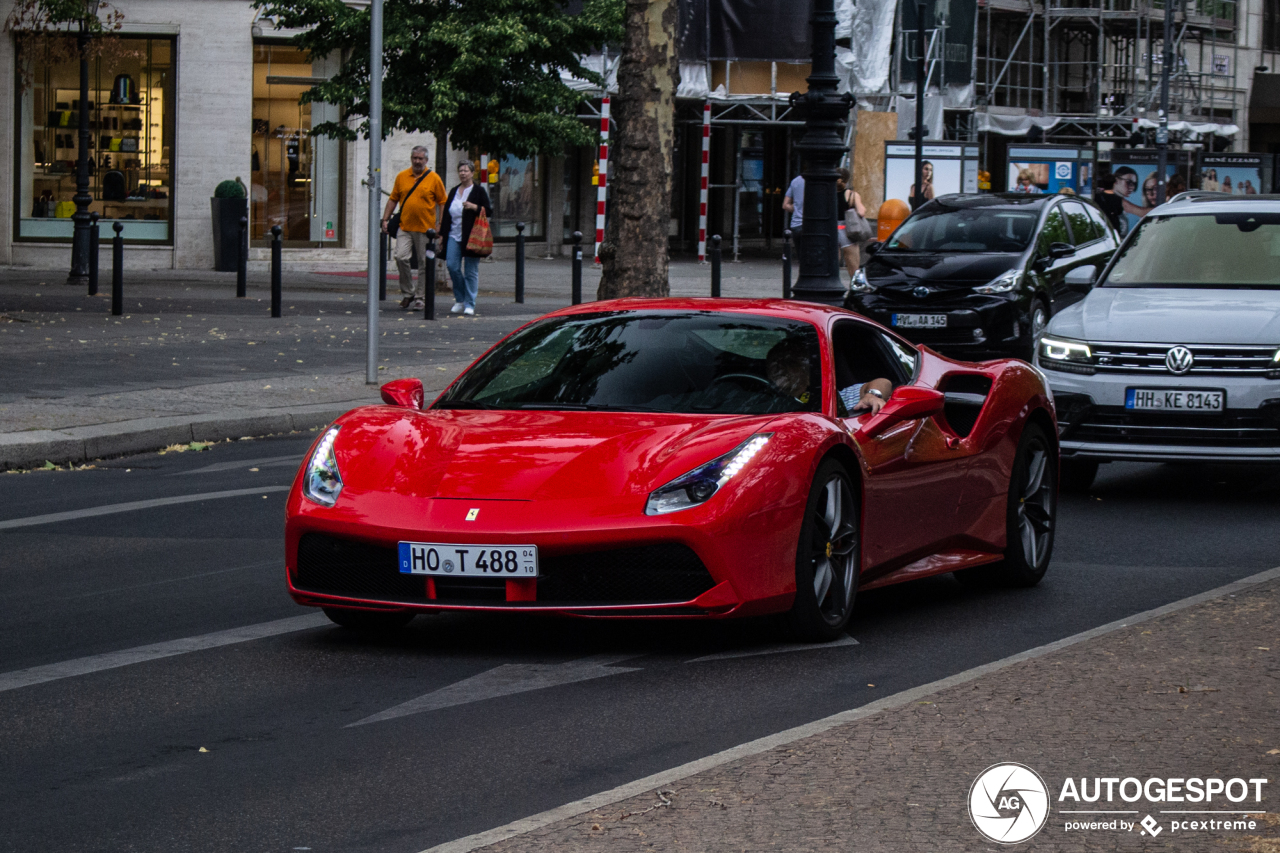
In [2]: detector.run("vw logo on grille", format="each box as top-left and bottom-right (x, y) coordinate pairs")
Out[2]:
(1165, 346), (1194, 374)
(913, 286), (931, 299)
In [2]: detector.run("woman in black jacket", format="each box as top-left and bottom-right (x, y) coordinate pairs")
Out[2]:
(438, 161), (494, 316)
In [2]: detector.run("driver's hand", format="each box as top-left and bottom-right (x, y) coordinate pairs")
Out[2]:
(857, 392), (886, 415)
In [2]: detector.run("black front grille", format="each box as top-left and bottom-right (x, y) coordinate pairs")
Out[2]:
(1065, 407), (1280, 448)
(294, 534), (717, 606)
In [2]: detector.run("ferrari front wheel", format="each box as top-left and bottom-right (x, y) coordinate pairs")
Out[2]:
(788, 459), (860, 642)
(322, 607), (415, 632)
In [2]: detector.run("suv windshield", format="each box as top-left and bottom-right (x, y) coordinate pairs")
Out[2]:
(1106, 212), (1280, 287)
(436, 311), (823, 415)
(886, 207), (1040, 253)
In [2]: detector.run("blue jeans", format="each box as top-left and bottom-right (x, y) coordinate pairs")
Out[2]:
(446, 237), (480, 308)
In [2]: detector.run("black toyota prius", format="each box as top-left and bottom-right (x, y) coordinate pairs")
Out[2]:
(844, 193), (1119, 358)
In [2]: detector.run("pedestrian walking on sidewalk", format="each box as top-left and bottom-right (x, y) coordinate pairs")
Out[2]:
(836, 168), (868, 285)
(381, 146), (447, 311)
(439, 161), (493, 316)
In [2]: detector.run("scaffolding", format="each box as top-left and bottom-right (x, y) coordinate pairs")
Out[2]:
(975, 0), (1243, 142)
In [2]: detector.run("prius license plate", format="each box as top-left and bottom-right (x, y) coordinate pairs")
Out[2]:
(1125, 388), (1224, 412)
(892, 313), (948, 329)
(398, 542), (538, 577)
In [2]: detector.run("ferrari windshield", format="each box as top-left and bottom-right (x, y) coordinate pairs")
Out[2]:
(885, 207), (1040, 253)
(1106, 212), (1280, 287)
(437, 311), (823, 414)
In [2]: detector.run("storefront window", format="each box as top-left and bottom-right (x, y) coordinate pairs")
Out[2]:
(251, 43), (342, 246)
(485, 153), (545, 239)
(16, 36), (174, 242)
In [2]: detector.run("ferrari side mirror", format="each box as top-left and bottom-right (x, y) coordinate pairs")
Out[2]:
(380, 377), (424, 409)
(856, 386), (946, 438)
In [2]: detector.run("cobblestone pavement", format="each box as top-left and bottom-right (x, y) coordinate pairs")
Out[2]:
(471, 578), (1280, 853)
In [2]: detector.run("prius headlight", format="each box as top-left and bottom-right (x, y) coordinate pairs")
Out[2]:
(974, 269), (1023, 294)
(849, 268), (876, 293)
(302, 426), (343, 507)
(645, 433), (771, 515)
(1038, 336), (1096, 374)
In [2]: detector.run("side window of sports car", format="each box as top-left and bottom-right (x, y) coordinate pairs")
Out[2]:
(881, 334), (919, 382)
(831, 321), (916, 415)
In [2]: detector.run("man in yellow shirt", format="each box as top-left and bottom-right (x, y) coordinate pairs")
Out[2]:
(381, 146), (447, 309)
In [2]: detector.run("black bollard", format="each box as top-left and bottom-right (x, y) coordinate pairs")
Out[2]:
(571, 231), (583, 306)
(514, 221), (525, 304)
(710, 234), (722, 298)
(111, 221), (124, 316)
(236, 216), (248, 298)
(782, 229), (793, 299)
(423, 229), (436, 321)
(88, 213), (100, 296)
(270, 225), (282, 318)
(379, 231), (388, 302)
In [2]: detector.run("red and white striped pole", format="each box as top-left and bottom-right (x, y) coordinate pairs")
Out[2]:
(697, 102), (710, 262)
(593, 97), (610, 263)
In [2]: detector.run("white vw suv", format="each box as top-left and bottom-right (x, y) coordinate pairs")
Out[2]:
(1034, 195), (1280, 490)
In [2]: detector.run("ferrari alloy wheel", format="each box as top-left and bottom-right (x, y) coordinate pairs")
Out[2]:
(789, 459), (860, 642)
(322, 607), (415, 632)
(956, 422), (1056, 589)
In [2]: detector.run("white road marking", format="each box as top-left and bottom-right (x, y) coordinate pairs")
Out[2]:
(0, 613), (329, 694)
(349, 654), (644, 727)
(418, 564), (1280, 853)
(177, 455), (301, 475)
(687, 634), (858, 662)
(0, 486), (291, 531)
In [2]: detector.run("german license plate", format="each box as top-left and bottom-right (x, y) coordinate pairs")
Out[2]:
(892, 313), (947, 329)
(398, 542), (538, 577)
(1125, 388), (1224, 412)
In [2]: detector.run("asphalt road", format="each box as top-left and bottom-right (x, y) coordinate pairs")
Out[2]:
(1, 437), (1278, 852)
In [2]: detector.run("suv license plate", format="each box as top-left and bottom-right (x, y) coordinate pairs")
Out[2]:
(892, 314), (947, 329)
(398, 542), (538, 577)
(1125, 388), (1224, 412)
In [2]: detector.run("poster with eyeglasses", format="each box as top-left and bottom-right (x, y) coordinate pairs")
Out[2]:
(1106, 150), (1193, 232)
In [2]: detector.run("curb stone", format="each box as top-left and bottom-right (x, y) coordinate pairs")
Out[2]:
(0, 401), (364, 470)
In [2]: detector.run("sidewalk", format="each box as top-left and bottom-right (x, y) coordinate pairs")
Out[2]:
(0, 257), (792, 468)
(453, 571), (1280, 853)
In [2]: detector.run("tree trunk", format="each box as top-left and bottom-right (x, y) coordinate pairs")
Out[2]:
(597, 0), (678, 299)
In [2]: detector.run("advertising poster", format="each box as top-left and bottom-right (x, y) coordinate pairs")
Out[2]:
(1199, 153), (1266, 197)
(1005, 146), (1092, 196)
(1107, 150), (1193, 232)
(883, 143), (974, 208)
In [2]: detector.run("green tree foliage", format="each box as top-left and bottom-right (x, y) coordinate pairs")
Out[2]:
(5, 0), (127, 88)
(254, 0), (623, 158)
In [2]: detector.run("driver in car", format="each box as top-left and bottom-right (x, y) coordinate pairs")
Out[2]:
(765, 338), (892, 415)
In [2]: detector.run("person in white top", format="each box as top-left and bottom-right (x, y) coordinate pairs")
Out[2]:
(437, 161), (493, 316)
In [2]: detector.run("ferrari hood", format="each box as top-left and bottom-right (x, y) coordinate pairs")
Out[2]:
(1048, 287), (1280, 344)
(335, 408), (778, 502)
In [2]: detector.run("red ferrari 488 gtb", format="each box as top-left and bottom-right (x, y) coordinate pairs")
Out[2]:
(285, 299), (1058, 641)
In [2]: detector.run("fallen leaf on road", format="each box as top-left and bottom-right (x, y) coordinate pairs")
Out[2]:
(249, 468), (259, 472)
(198, 747), (208, 753)
(1258, 647), (1271, 651)
(1267, 749), (1280, 755)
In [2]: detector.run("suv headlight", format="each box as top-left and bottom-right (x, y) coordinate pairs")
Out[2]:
(302, 426), (344, 507)
(974, 269), (1023, 294)
(849, 268), (875, 293)
(645, 434), (771, 515)
(1038, 336), (1096, 375)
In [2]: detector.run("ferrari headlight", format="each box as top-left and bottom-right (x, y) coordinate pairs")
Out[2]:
(974, 269), (1023, 294)
(645, 433), (771, 515)
(1038, 336), (1096, 374)
(849, 268), (875, 293)
(302, 426), (343, 507)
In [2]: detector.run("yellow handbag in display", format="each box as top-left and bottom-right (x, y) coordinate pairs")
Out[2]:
(54, 201), (76, 218)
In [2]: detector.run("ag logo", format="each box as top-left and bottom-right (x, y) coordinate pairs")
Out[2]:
(1055, 162), (1073, 180)
(969, 763), (1050, 844)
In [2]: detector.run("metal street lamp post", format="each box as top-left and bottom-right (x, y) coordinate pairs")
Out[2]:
(68, 2), (96, 287)
(1155, 0), (1175, 205)
(789, 0), (854, 306)
(913, 0), (926, 210)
